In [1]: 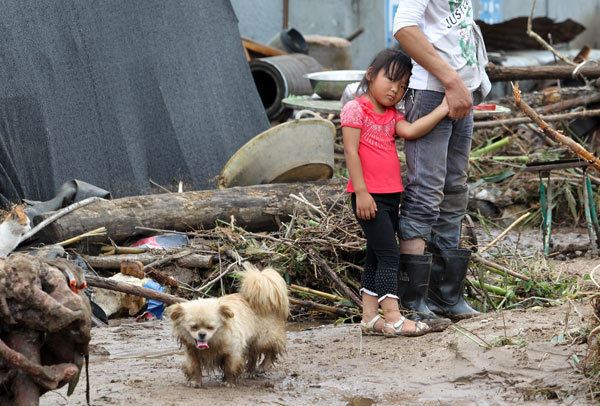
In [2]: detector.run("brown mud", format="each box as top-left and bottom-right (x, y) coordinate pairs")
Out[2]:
(41, 256), (598, 406)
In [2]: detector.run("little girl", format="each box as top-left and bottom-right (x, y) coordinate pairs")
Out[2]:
(342, 48), (449, 337)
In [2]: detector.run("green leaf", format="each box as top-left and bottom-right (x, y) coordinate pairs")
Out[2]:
(481, 170), (515, 183)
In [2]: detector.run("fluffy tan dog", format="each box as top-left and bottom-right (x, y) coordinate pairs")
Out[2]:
(165, 263), (289, 386)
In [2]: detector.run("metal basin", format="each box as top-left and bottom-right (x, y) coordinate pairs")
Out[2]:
(304, 70), (365, 100)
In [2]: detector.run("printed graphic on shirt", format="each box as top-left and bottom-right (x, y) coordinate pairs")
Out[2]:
(446, 0), (477, 67)
(361, 121), (397, 151)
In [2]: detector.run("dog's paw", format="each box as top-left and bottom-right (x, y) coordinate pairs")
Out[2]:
(221, 381), (236, 388)
(185, 380), (203, 389)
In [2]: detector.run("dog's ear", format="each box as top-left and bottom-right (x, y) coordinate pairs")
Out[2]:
(165, 304), (184, 321)
(219, 303), (234, 320)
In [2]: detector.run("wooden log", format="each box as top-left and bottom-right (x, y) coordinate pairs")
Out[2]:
(486, 63), (600, 82)
(145, 267), (180, 289)
(83, 253), (213, 269)
(85, 275), (187, 305)
(36, 178), (347, 245)
(535, 92), (600, 115)
(474, 109), (600, 129)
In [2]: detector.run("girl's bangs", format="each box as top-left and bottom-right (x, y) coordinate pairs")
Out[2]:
(385, 59), (406, 82)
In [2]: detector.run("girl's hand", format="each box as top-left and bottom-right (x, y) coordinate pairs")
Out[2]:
(356, 191), (377, 220)
(440, 96), (449, 115)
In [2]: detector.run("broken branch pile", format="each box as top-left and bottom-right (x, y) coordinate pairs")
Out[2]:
(77, 181), (587, 322)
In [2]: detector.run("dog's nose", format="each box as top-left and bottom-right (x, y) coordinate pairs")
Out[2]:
(198, 332), (206, 340)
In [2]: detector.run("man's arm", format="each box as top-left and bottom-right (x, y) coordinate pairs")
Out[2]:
(394, 26), (472, 119)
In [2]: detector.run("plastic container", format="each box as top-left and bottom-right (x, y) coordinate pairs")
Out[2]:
(218, 111), (335, 188)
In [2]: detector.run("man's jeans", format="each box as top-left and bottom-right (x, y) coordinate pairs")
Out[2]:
(399, 89), (475, 250)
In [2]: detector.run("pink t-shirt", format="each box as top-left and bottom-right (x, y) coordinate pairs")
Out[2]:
(341, 95), (405, 193)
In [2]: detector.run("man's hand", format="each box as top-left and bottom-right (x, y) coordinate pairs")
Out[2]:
(445, 78), (472, 119)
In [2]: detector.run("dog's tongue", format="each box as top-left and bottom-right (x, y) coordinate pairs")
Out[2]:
(196, 340), (209, 350)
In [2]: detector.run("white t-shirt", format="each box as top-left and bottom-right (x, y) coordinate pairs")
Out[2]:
(392, 0), (490, 97)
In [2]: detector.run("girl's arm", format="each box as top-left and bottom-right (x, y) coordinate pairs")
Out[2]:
(396, 96), (449, 140)
(342, 126), (377, 220)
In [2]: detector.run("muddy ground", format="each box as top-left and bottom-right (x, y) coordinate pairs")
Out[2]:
(40, 255), (599, 406)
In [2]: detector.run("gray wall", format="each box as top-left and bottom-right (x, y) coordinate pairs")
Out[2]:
(231, 0), (599, 69)
(230, 0), (384, 70)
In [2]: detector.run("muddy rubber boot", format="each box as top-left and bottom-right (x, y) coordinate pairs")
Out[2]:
(398, 254), (450, 332)
(427, 248), (480, 320)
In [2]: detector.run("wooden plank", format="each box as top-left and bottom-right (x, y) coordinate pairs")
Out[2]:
(241, 36), (287, 58)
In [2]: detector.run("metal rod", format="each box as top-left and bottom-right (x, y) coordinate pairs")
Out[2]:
(586, 171), (600, 242)
(583, 172), (599, 256)
(283, 0), (289, 29)
(545, 172), (553, 256)
(539, 173), (548, 255)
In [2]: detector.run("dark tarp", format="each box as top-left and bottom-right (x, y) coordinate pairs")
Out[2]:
(0, 0), (269, 204)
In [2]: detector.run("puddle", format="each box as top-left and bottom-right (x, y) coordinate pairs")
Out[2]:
(344, 396), (376, 406)
(474, 225), (591, 258)
(90, 320), (330, 364)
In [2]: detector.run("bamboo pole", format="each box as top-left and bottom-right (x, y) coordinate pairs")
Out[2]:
(471, 156), (531, 163)
(290, 284), (347, 302)
(513, 83), (600, 172)
(101, 246), (147, 254)
(470, 136), (511, 156)
(57, 227), (107, 247)
(468, 279), (508, 296)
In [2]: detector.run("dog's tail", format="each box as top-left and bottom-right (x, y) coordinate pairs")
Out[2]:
(239, 262), (289, 319)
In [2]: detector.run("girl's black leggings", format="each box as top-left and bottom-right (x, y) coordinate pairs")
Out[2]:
(351, 192), (401, 300)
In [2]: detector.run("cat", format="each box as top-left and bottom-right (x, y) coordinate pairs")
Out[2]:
(0, 205), (31, 258)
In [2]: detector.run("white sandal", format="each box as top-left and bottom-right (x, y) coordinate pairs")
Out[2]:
(360, 314), (384, 336)
(383, 316), (430, 337)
